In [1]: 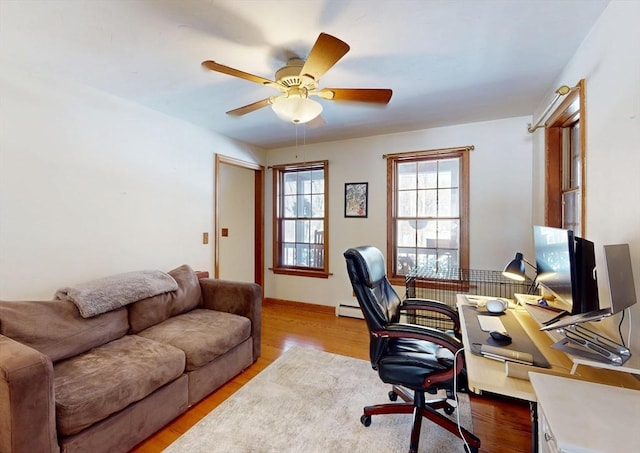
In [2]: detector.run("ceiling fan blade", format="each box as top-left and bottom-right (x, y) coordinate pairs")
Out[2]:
(226, 98), (272, 116)
(299, 33), (350, 81)
(202, 60), (274, 85)
(317, 88), (393, 104)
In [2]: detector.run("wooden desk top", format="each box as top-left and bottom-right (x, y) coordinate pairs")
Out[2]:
(457, 294), (640, 402)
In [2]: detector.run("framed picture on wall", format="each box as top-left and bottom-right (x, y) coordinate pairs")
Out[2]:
(344, 182), (368, 218)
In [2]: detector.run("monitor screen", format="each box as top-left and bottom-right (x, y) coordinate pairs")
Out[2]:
(533, 225), (577, 313)
(604, 244), (637, 313)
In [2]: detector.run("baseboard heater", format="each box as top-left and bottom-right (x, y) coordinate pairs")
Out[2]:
(336, 304), (364, 319)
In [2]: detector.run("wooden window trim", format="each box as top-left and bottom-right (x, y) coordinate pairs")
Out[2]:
(544, 79), (586, 236)
(386, 147), (471, 287)
(271, 160), (330, 278)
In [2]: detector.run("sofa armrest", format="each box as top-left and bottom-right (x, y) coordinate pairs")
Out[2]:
(199, 279), (262, 361)
(0, 335), (59, 453)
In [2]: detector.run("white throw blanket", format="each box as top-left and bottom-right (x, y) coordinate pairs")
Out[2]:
(56, 270), (178, 318)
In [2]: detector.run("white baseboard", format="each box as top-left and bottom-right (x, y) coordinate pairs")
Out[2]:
(336, 304), (364, 319)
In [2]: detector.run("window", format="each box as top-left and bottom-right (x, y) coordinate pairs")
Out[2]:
(562, 122), (581, 232)
(386, 148), (470, 285)
(272, 160), (329, 278)
(545, 79), (585, 236)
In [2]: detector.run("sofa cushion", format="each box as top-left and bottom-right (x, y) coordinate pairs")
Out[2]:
(128, 264), (202, 334)
(137, 309), (251, 371)
(0, 299), (128, 363)
(54, 334), (185, 436)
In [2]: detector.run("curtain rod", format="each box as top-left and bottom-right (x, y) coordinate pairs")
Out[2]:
(527, 85), (574, 133)
(382, 145), (474, 160)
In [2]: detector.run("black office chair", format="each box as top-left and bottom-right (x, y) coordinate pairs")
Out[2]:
(344, 246), (480, 453)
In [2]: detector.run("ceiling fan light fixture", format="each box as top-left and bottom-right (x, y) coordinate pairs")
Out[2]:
(271, 96), (323, 124)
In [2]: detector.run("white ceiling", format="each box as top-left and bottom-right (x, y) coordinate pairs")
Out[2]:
(0, 0), (609, 149)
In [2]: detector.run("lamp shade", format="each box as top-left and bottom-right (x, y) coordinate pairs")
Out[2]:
(271, 96), (323, 124)
(502, 252), (526, 281)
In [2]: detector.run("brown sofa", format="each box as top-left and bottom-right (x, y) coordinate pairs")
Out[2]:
(0, 265), (261, 453)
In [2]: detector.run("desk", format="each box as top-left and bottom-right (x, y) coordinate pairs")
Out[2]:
(457, 294), (640, 402)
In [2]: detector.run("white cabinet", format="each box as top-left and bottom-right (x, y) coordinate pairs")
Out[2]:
(530, 373), (640, 453)
(537, 405), (559, 453)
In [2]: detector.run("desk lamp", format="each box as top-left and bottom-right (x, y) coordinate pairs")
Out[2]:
(502, 252), (538, 294)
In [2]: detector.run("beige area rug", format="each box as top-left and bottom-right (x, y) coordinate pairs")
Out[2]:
(164, 347), (473, 453)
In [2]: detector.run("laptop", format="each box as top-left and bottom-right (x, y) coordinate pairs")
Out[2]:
(541, 243), (637, 331)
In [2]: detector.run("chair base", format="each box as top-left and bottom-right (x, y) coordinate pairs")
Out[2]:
(362, 385), (480, 453)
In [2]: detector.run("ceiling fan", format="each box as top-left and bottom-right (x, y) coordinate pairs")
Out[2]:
(202, 33), (392, 124)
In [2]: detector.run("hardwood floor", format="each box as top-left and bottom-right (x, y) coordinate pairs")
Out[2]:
(131, 299), (532, 453)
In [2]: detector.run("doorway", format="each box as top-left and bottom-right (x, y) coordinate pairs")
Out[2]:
(215, 155), (264, 288)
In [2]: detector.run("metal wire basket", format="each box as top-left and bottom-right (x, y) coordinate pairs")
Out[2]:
(404, 266), (536, 330)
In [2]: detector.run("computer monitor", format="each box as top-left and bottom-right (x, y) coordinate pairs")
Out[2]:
(534, 225), (577, 313)
(573, 236), (600, 314)
(604, 244), (637, 314)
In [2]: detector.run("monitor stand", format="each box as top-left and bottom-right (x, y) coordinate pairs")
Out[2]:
(551, 324), (631, 366)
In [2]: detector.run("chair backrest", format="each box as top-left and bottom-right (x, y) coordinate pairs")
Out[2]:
(343, 246), (402, 332)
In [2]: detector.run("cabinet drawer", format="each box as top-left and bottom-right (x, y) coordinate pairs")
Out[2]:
(538, 406), (559, 453)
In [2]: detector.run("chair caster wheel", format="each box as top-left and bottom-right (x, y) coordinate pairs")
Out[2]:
(388, 390), (398, 401)
(444, 406), (455, 415)
(360, 414), (371, 427)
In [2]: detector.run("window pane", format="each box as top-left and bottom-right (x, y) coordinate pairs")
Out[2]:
(283, 220), (296, 242)
(282, 242), (295, 266)
(295, 244), (309, 266)
(297, 171), (311, 194)
(438, 188), (459, 217)
(437, 250), (459, 271)
(311, 194), (324, 218)
(283, 173), (297, 195)
(398, 162), (417, 190)
(563, 190), (581, 233)
(310, 221), (324, 242)
(417, 160), (438, 189)
(416, 248), (437, 269)
(283, 195), (296, 217)
(570, 124), (580, 188)
(436, 219), (459, 249)
(296, 220), (310, 242)
(311, 170), (324, 193)
(416, 220), (437, 247)
(417, 189), (437, 217)
(438, 159), (459, 188)
(398, 190), (417, 216)
(397, 220), (417, 247)
(397, 248), (416, 275)
(296, 194), (312, 217)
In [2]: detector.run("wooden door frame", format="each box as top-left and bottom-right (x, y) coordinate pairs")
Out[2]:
(214, 155), (264, 289)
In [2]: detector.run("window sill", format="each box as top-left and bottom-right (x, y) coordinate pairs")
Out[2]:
(388, 276), (407, 287)
(271, 267), (332, 279)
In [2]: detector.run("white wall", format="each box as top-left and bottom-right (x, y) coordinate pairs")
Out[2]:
(265, 117), (533, 307)
(531, 1), (640, 351)
(0, 66), (264, 299)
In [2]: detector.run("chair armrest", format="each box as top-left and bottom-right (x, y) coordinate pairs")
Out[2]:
(374, 323), (465, 388)
(379, 323), (463, 352)
(399, 298), (460, 334)
(198, 278), (262, 361)
(0, 335), (59, 453)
